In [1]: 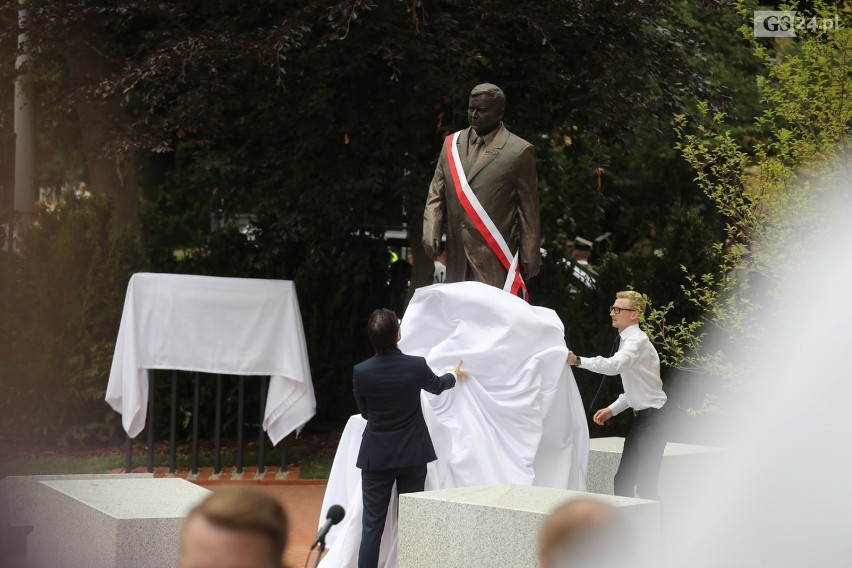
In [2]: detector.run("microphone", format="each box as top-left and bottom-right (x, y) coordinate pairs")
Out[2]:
(311, 504), (345, 549)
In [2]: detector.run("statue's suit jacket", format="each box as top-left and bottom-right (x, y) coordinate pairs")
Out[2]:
(353, 348), (456, 471)
(423, 125), (541, 288)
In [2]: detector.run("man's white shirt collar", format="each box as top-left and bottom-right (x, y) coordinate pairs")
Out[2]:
(619, 323), (641, 340)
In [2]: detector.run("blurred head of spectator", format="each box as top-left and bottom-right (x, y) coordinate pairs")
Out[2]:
(179, 487), (288, 568)
(539, 498), (633, 568)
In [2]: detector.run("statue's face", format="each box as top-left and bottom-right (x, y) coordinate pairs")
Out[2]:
(467, 94), (503, 136)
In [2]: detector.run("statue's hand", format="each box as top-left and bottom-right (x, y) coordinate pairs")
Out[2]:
(522, 261), (540, 280)
(423, 239), (438, 259)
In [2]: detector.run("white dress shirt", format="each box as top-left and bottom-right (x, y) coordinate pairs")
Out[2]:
(578, 323), (666, 416)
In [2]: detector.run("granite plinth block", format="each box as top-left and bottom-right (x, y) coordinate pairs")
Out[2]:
(1, 472), (154, 560)
(586, 437), (725, 498)
(24, 477), (210, 568)
(397, 484), (660, 568)
(1, 473), (153, 531)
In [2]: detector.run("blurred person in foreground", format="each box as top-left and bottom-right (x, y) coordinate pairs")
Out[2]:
(539, 498), (633, 568)
(180, 486), (289, 568)
(568, 290), (667, 499)
(354, 308), (466, 568)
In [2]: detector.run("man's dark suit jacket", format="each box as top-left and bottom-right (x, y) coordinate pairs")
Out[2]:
(353, 348), (456, 471)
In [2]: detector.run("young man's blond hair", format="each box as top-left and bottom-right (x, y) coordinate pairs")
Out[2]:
(616, 290), (646, 315)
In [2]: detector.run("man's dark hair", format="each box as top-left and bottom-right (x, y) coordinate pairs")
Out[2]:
(367, 308), (400, 353)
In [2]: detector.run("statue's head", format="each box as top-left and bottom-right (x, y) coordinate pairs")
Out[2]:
(468, 83), (505, 137)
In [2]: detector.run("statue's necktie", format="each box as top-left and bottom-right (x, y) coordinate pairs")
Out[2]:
(467, 137), (484, 172)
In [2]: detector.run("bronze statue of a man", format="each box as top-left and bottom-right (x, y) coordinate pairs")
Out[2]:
(423, 83), (541, 292)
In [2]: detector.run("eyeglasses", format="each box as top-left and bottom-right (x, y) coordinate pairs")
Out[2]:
(609, 306), (636, 315)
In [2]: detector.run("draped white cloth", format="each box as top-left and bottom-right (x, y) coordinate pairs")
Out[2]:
(105, 273), (316, 444)
(317, 282), (589, 568)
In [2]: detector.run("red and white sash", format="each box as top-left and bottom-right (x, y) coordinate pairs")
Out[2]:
(445, 130), (528, 300)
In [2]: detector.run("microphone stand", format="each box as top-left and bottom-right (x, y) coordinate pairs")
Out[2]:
(313, 539), (327, 568)
(308, 504), (344, 568)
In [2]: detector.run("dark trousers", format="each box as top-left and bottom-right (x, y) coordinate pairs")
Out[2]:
(358, 464), (427, 568)
(614, 407), (667, 500)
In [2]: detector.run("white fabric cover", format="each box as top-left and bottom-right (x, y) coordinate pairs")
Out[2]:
(317, 281), (589, 567)
(105, 273), (316, 444)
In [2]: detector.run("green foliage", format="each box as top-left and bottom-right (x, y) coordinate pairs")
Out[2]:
(643, 1), (852, 397)
(0, 0), (804, 439)
(98, 0), (732, 427)
(26, 51), (87, 188)
(0, 195), (144, 445)
(536, 0), (764, 260)
(532, 203), (721, 436)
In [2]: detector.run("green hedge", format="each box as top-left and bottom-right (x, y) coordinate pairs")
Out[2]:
(0, 196), (143, 446)
(0, 194), (720, 446)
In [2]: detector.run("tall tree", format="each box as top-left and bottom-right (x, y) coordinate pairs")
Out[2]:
(1, 0), (719, 238)
(644, 1), (852, 400)
(0, 0), (747, 432)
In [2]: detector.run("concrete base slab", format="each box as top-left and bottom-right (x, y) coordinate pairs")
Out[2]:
(24, 477), (210, 568)
(0, 473), (153, 558)
(586, 437), (725, 499)
(398, 484), (660, 568)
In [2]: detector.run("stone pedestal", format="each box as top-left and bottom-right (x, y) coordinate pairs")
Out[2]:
(0, 473), (154, 565)
(20, 477), (210, 568)
(1, 473), (153, 531)
(586, 437), (725, 498)
(397, 484), (660, 568)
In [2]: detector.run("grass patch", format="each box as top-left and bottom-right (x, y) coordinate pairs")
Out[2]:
(0, 431), (341, 480)
(299, 456), (333, 479)
(1, 455), (122, 477)
(0, 450), (333, 479)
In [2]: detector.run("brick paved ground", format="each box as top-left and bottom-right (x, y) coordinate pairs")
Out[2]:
(252, 484), (329, 568)
(136, 465), (330, 568)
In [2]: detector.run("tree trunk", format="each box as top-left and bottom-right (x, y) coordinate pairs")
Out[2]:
(65, 31), (138, 233)
(406, 209), (434, 306)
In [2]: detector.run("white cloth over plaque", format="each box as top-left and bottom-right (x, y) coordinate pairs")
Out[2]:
(318, 281), (589, 568)
(105, 273), (316, 444)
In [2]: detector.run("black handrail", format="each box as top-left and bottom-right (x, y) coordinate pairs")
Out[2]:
(123, 372), (288, 477)
(169, 370), (177, 473)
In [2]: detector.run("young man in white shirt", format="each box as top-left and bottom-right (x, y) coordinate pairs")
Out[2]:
(568, 290), (667, 500)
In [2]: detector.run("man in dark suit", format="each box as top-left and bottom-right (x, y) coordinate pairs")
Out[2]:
(423, 83), (541, 289)
(354, 308), (465, 568)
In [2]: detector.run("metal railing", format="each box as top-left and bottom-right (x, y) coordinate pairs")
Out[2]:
(124, 370), (287, 475)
